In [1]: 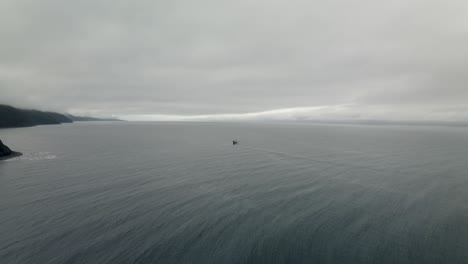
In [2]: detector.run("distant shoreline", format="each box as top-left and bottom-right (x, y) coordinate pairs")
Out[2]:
(0, 104), (122, 129)
(0, 120), (123, 129)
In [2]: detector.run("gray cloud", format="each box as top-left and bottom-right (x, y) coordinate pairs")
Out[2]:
(1, 0), (468, 121)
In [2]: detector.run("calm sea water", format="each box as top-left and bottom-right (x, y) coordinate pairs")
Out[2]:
(1, 122), (468, 264)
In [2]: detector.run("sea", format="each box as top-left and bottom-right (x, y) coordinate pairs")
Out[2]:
(1, 122), (468, 264)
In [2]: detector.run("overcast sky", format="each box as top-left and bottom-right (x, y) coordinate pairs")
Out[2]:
(1, 0), (468, 121)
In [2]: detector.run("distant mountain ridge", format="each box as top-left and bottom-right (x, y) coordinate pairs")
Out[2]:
(65, 114), (121, 122)
(0, 104), (121, 128)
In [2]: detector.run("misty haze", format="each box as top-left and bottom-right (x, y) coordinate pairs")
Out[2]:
(1, 0), (468, 263)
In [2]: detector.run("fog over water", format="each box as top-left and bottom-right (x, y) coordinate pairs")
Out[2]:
(2, 2), (468, 263)
(2, 0), (468, 121)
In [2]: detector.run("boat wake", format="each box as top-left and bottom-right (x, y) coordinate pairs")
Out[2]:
(238, 145), (384, 172)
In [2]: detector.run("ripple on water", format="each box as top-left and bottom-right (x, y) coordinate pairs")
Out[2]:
(13, 152), (58, 161)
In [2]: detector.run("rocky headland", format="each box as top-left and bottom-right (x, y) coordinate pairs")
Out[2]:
(0, 139), (22, 160)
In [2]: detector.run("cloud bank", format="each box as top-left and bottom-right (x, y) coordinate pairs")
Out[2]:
(1, 0), (468, 121)
(122, 104), (468, 122)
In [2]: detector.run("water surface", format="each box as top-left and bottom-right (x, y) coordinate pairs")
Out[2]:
(1, 122), (468, 263)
